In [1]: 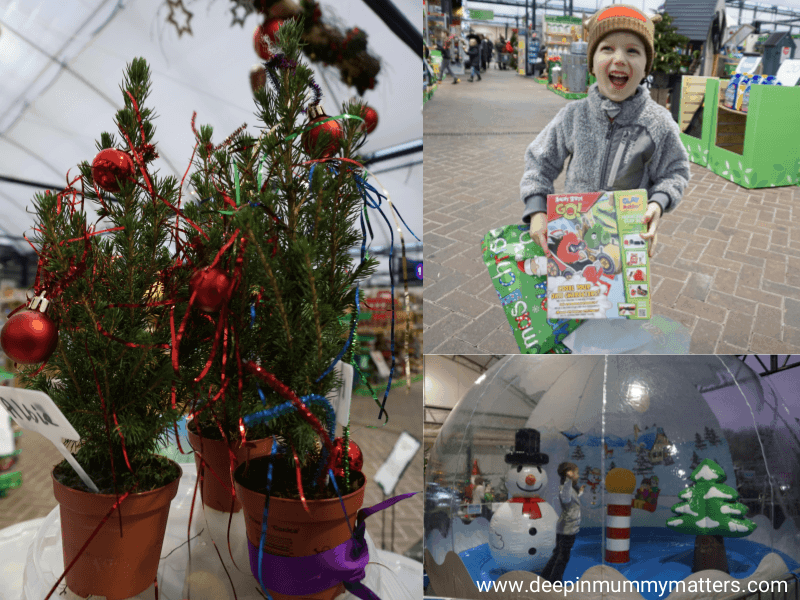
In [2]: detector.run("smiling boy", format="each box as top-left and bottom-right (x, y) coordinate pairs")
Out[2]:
(521, 5), (690, 258)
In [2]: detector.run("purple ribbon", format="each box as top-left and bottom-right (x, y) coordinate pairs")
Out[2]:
(248, 492), (417, 599)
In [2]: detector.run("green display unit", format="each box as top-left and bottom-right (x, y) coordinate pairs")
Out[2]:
(678, 76), (720, 167)
(706, 78), (800, 188)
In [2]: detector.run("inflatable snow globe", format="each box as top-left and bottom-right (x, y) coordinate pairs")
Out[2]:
(424, 356), (800, 600)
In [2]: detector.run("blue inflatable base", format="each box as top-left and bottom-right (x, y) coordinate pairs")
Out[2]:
(460, 527), (799, 600)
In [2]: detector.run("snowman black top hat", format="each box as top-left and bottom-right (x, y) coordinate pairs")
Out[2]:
(505, 428), (549, 465)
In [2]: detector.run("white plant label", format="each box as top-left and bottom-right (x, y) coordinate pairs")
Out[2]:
(325, 361), (354, 428)
(369, 350), (391, 378)
(0, 387), (99, 492)
(0, 402), (13, 456)
(374, 431), (420, 496)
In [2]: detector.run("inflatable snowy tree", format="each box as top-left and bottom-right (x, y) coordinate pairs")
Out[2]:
(667, 458), (756, 573)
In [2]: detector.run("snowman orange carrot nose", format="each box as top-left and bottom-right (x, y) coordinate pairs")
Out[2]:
(526, 474), (537, 485)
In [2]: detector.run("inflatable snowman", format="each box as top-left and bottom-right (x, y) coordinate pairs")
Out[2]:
(489, 428), (557, 573)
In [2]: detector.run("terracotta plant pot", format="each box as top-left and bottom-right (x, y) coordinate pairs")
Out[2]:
(233, 458), (366, 600)
(188, 422), (273, 512)
(51, 461), (182, 600)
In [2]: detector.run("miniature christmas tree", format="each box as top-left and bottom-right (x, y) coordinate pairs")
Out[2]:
(175, 17), (384, 497)
(11, 58), (197, 493)
(667, 458), (756, 573)
(572, 445), (585, 460)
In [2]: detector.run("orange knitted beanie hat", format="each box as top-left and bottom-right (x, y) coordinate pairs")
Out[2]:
(585, 5), (662, 75)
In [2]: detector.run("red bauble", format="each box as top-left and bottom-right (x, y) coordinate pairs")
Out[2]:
(0, 309), (58, 365)
(250, 64), (267, 93)
(360, 105), (378, 134)
(332, 438), (363, 478)
(302, 116), (343, 159)
(190, 267), (233, 313)
(91, 148), (135, 193)
(253, 18), (283, 60)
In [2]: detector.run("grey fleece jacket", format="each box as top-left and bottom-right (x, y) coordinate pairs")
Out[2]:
(521, 83), (690, 222)
(556, 483), (584, 535)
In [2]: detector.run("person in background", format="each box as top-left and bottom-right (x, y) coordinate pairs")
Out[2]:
(480, 35), (490, 71)
(436, 39), (460, 84)
(541, 462), (585, 582)
(471, 476), (485, 506)
(496, 36), (506, 69)
(466, 37), (482, 82)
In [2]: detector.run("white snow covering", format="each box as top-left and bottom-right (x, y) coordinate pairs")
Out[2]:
(729, 520), (750, 533)
(694, 464), (722, 481)
(696, 516), (720, 529)
(720, 505), (741, 515)
(747, 513), (800, 563)
(667, 518), (683, 526)
(452, 515), (491, 555)
(675, 503), (699, 516)
(703, 485), (733, 500)
(679, 488), (692, 500)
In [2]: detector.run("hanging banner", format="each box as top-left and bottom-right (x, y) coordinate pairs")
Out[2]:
(469, 9), (494, 21)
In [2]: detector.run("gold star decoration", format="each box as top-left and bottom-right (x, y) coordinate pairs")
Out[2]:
(166, 0), (193, 37)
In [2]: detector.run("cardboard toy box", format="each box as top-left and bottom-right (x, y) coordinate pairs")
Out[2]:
(482, 224), (581, 354)
(546, 189), (651, 320)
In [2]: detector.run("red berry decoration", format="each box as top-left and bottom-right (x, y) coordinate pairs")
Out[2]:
(360, 105), (378, 134)
(332, 438), (363, 478)
(302, 105), (343, 159)
(253, 18), (283, 60)
(190, 267), (233, 313)
(0, 295), (58, 365)
(91, 148), (135, 193)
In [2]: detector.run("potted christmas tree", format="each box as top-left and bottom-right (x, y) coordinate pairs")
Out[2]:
(667, 458), (757, 573)
(172, 18), (409, 600)
(1, 59), (196, 599)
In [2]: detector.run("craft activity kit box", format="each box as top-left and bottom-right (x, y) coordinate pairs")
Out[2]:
(546, 190), (651, 320)
(482, 224), (581, 354)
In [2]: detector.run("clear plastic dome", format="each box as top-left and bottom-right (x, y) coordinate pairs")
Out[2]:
(425, 356), (800, 599)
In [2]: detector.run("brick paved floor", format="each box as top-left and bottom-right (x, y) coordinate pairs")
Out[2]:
(423, 68), (800, 354)
(0, 381), (423, 560)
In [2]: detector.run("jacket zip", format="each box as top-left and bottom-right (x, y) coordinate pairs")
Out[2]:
(598, 120), (617, 190)
(606, 129), (631, 188)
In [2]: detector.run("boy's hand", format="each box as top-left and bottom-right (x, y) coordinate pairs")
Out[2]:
(529, 212), (551, 256)
(640, 202), (663, 258)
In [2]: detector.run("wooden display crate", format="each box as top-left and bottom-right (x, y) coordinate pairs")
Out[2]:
(678, 76), (719, 167)
(706, 78), (800, 188)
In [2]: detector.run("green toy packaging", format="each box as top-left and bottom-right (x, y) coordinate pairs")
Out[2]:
(481, 224), (581, 354)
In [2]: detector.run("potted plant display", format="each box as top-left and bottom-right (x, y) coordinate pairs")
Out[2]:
(3, 58), (194, 600)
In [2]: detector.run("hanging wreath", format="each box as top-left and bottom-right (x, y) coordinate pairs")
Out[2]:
(167, 0), (381, 95)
